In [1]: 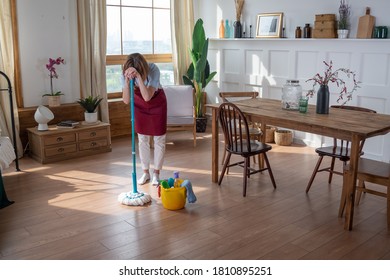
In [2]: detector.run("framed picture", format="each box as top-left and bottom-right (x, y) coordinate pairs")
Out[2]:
(256, 12), (283, 38)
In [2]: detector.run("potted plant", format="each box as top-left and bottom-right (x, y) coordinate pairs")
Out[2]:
(183, 18), (217, 132)
(77, 95), (103, 123)
(42, 57), (65, 107)
(337, 0), (351, 39)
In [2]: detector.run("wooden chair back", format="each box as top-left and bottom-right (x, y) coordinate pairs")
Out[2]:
(218, 102), (252, 155)
(219, 91), (258, 102)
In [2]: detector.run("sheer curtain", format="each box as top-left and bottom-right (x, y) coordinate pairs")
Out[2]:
(170, 0), (194, 85)
(76, 0), (109, 123)
(0, 0), (23, 158)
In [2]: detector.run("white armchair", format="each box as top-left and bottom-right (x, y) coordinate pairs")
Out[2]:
(163, 85), (196, 147)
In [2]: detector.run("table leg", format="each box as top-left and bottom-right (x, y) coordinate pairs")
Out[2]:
(343, 134), (361, 230)
(211, 108), (219, 183)
(259, 122), (266, 169)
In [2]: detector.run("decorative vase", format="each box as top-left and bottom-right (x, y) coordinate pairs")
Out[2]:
(196, 117), (207, 133)
(233, 21), (242, 38)
(337, 29), (349, 39)
(316, 85), (330, 114)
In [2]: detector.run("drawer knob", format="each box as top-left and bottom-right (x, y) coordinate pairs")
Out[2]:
(58, 148), (64, 153)
(90, 132), (96, 137)
(57, 137), (64, 142)
(91, 142), (97, 147)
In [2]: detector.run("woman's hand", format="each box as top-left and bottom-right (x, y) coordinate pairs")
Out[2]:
(124, 67), (140, 82)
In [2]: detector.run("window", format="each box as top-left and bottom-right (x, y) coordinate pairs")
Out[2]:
(106, 0), (173, 97)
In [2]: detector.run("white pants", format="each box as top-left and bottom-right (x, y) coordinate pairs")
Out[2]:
(138, 134), (166, 171)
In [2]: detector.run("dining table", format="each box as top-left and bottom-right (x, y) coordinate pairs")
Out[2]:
(207, 98), (390, 230)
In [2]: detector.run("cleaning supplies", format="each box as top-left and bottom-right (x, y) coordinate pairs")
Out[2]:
(181, 180), (197, 203)
(173, 171), (181, 188)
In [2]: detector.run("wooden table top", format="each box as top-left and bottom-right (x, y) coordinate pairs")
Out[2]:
(207, 98), (390, 141)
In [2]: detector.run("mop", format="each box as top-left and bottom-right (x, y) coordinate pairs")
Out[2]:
(118, 79), (152, 206)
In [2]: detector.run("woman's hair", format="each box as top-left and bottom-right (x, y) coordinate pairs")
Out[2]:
(123, 53), (149, 82)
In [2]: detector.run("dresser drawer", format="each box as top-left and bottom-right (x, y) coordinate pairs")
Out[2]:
(79, 139), (109, 151)
(45, 144), (77, 157)
(78, 128), (108, 141)
(44, 133), (76, 146)
(27, 123), (111, 163)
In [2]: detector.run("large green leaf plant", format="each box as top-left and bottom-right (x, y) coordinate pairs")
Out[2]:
(183, 18), (217, 118)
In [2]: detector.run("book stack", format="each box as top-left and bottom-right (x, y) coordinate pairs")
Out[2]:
(56, 120), (79, 129)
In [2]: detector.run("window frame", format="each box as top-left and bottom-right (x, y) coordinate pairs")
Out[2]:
(106, 1), (172, 98)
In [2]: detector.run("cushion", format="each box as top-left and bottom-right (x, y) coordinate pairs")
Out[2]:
(163, 85), (194, 117)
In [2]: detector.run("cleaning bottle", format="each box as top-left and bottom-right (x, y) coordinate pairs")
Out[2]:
(173, 171), (181, 188)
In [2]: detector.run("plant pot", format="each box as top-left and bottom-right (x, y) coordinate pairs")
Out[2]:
(84, 112), (98, 123)
(196, 117), (207, 133)
(47, 96), (61, 107)
(337, 29), (349, 39)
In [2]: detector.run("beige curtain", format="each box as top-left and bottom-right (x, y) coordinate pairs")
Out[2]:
(170, 0), (194, 85)
(0, 0), (23, 158)
(77, 0), (109, 123)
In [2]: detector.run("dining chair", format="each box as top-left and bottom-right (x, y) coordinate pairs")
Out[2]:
(306, 105), (376, 193)
(218, 102), (277, 197)
(219, 92), (262, 169)
(339, 158), (390, 226)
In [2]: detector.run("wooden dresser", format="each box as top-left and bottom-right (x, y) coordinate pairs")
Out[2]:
(27, 122), (112, 164)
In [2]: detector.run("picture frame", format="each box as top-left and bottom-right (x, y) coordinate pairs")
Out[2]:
(256, 12), (283, 38)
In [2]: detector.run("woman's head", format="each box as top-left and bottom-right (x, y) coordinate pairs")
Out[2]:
(123, 53), (149, 82)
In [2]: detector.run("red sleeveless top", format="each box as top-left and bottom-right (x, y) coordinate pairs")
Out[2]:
(133, 87), (167, 136)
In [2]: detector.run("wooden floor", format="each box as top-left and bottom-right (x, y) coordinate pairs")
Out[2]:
(1, 130), (390, 260)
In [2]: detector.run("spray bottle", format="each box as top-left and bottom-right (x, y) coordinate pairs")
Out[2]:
(173, 171), (181, 188)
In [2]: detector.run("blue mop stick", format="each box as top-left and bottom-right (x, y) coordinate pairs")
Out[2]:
(130, 79), (137, 194)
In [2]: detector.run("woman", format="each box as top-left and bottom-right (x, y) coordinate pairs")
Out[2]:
(122, 53), (167, 186)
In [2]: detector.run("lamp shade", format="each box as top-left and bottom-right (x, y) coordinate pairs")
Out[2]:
(34, 105), (54, 131)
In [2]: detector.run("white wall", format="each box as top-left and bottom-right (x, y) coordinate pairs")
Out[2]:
(195, 0), (390, 39)
(17, 0), (79, 107)
(193, 0), (390, 161)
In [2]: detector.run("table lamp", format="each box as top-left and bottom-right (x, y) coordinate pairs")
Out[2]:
(34, 105), (54, 131)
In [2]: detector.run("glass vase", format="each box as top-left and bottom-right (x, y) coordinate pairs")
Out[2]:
(316, 85), (330, 114)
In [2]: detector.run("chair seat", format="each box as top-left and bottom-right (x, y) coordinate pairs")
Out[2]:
(167, 116), (194, 125)
(228, 140), (272, 156)
(315, 146), (351, 161)
(354, 158), (390, 180)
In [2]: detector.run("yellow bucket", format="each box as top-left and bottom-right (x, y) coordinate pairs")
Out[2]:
(160, 179), (186, 210)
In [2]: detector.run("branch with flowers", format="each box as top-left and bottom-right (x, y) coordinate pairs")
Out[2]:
(42, 57), (65, 97)
(306, 60), (360, 105)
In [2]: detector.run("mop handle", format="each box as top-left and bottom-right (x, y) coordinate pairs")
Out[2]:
(130, 79), (137, 193)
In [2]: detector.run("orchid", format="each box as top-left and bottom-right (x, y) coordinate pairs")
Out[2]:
(42, 57), (65, 96)
(306, 60), (360, 105)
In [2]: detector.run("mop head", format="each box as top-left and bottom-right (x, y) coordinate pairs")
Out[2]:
(118, 191), (152, 206)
